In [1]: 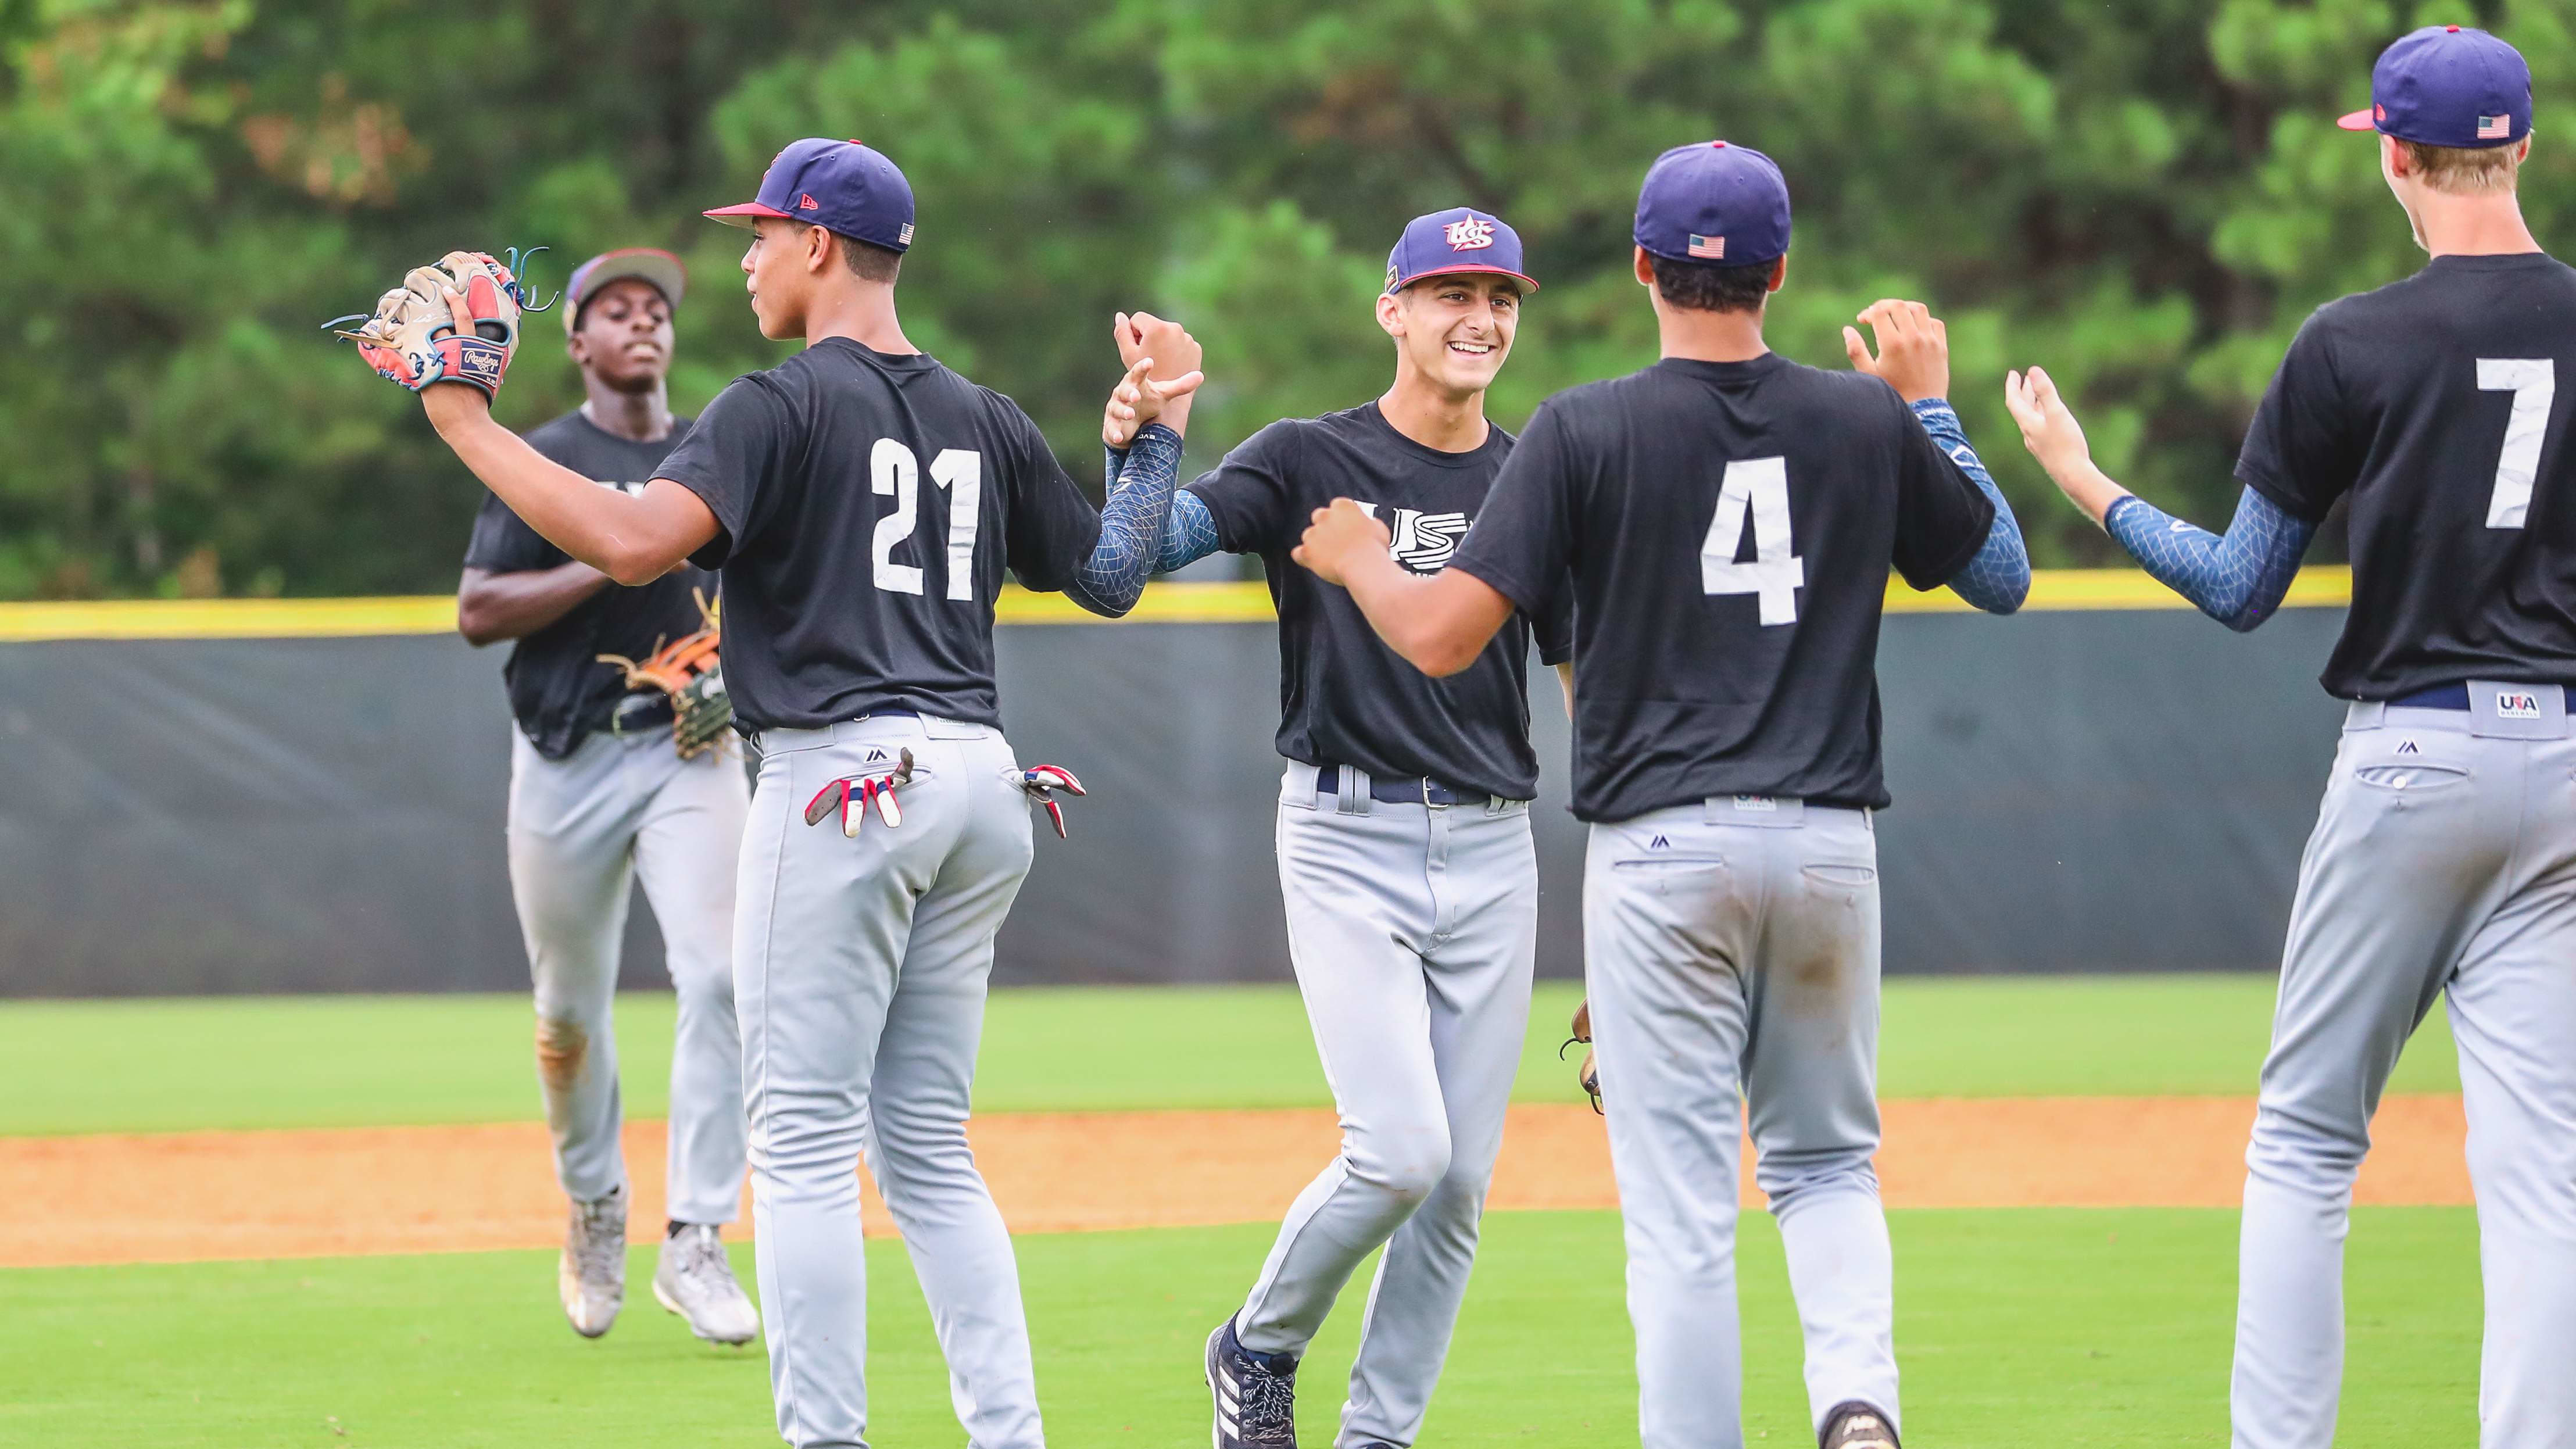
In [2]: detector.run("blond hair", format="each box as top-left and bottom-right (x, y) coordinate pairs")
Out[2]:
(2399, 136), (2528, 195)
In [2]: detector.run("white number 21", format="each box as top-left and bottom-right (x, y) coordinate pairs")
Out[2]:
(871, 439), (982, 599)
(2479, 358), (2554, 529)
(1701, 456), (1805, 625)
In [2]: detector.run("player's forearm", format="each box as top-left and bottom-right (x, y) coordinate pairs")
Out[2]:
(1342, 557), (1510, 678)
(1067, 423), (1184, 617)
(1911, 399), (2028, 614)
(456, 563), (610, 646)
(425, 394), (693, 585)
(2103, 485), (2315, 633)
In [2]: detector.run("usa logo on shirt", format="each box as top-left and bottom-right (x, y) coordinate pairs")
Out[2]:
(1354, 503), (1472, 574)
(1443, 217), (1495, 251)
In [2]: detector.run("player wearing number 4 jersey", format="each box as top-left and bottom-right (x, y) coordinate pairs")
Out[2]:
(2009, 27), (2576, 1449)
(1296, 142), (2028, 1449)
(388, 139), (1200, 1449)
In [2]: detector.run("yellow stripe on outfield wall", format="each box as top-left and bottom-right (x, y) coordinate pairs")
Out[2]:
(0, 568), (2353, 642)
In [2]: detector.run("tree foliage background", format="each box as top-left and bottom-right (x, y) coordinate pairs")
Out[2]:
(1, 0), (2566, 598)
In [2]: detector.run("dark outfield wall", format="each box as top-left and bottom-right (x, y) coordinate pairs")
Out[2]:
(0, 610), (2348, 997)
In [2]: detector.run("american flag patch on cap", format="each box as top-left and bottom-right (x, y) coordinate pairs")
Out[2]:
(2478, 114), (2512, 139)
(1688, 234), (1725, 259)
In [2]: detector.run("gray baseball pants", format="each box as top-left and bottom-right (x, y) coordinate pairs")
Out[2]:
(1236, 762), (1538, 1449)
(506, 722), (748, 1225)
(2234, 689), (2576, 1449)
(1584, 797), (1895, 1449)
(737, 714), (1042, 1449)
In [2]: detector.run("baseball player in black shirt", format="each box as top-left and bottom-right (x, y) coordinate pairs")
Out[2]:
(456, 248), (756, 1347)
(1110, 208), (1569, 1449)
(2005, 27), (2576, 1448)
(380, 139), (1201, 1449)
(1296, 143), (2029, 1449)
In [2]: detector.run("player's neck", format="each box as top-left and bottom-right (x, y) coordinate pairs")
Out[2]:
(1378, 375), (1490, 453)
(799, 282), (917, 356)
(1655, 305), (1771, 365)
(578, 385), (673, 444)
(2409, 189), (2544, 257)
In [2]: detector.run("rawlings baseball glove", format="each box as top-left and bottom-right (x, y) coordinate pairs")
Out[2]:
(325, 249), (535, 397)
(598, 589), (732, 759)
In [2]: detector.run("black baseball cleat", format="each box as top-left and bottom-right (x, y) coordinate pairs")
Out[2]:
(1206, 1315), (1299, 1449)
(1819, 1400), (1899, 1449)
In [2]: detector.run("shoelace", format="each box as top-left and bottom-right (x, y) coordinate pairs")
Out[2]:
(1230, 1353), (1297, 1444)
(669, 1227), (732, 1289)
(570, 1196), (624, 1282)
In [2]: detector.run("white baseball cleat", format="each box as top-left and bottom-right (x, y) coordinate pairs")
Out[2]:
(654, 1223), (760, 1346)
(558, 1183), (627, 1339)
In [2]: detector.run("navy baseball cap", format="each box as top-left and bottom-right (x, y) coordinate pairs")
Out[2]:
(1384, 207), (1537, 294)
(1634, 141), (1791, 266)
(2337, 26), (2531, 147)
(562, 248), (685, 335)
(705, 138), (917, 252)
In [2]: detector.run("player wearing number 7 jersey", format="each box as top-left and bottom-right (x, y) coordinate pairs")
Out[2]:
(2006, 27), (2576, 1449)
(1292, 141), (2027, 1449)
(404, 138), (1200, 1449)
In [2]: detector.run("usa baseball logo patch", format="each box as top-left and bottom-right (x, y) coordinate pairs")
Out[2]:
(2497, 689), (2542, 718)
(1443, 217), (1495, 251)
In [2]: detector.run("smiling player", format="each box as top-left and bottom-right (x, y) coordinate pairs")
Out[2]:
(1105, 207), (1569, 1449)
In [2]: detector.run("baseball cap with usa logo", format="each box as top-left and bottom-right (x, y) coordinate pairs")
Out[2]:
(704, 138), (917, 253)
(2337, 25), (2530, 148)
(1633, 140), (1791, 267)
(1384, 207), (1538, 295)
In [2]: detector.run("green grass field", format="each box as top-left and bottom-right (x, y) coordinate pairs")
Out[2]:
(0, 978), (2481, 1447)
(0, 975), (2463, 1136)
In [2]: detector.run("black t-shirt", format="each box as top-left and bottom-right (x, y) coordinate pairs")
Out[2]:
(654, 338), (1106, 732)
(1450, 355), (1993, 822)
(2237, 252), (2576, 698)
(1187, 403), (1572, 800)
(463, 410), (712, 760)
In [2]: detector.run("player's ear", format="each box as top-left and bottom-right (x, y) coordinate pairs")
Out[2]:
(1376, 290), (1405, 339)
(2382, 133), (2410, 178)
(1768, 256), (1788, 294)
(1632, 246), (1656, 289)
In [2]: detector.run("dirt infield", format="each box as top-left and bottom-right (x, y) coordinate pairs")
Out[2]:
(2, 1096), (2471, 1269)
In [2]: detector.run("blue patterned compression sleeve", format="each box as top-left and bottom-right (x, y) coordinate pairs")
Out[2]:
(2103, 485), (2314, 632)
(1104, 440), (1223, 573)
(1065, 423), (1183, 617)
(1910, 399), (2030, 614)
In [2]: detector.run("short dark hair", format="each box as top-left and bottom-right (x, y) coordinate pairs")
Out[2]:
(836, 232), (903, 284)
(1650, 255), (1775, 314)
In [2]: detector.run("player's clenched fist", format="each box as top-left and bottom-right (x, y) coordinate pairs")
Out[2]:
(1290, 497), (1392, 585)
(1841, 298), (1948, 404)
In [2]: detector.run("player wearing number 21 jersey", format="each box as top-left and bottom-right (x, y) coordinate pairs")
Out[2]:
(405, 138), (1202, 1449)
(2008, 27), (2576, 1449)
(1294, 141), (2028, 1449)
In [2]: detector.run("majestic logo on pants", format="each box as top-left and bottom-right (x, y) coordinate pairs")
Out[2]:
(1353, 503), (1471, 575)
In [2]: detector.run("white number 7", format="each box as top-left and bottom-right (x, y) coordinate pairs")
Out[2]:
(2479, 358), (2554, 529)
(1701, 456), (1804, 625)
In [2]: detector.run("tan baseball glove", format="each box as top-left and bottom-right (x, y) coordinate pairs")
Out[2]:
(326, 249), (534, 396)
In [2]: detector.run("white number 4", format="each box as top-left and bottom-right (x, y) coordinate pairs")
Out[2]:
(2480, 358), (2554, 529)
(871, 440), (982, 599)
(1702, 456), (1804, 625)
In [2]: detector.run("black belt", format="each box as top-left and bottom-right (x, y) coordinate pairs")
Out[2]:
(1315, 764), (1489, 808)
(2389, 682), (2569, 711)
(608, 691), (673, 735)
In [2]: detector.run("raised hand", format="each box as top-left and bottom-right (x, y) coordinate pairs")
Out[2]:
(1101, 355), (1205, 449)
(2003, 366), (2092, 478)
(1842, 298), (1948, 404)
